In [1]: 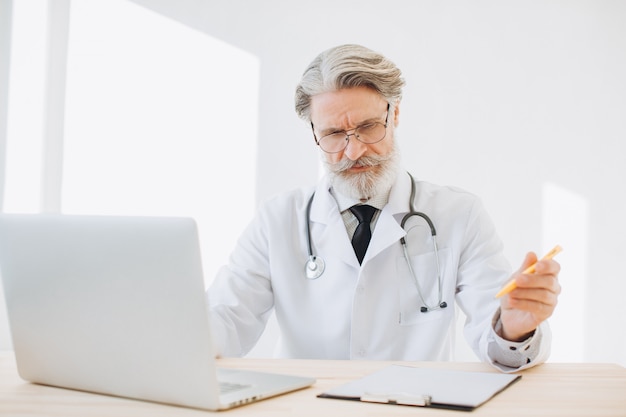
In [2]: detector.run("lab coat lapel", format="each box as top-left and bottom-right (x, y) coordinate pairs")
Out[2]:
(362, 172), (412, 263)
(309, 180), (360, 267)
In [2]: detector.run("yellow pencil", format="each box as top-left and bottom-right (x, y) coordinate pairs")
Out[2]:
(495, 245), (563, 298)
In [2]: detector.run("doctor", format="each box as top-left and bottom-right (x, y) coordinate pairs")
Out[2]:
(207, 44), (561, 372)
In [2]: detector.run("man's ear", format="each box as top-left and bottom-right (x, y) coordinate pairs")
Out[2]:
(393, 101), (401, 127)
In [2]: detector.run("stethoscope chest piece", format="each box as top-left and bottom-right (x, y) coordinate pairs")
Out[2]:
(305, 256), (325, 279)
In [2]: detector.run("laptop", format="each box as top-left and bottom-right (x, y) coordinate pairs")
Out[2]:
(0, 213), (315, 411)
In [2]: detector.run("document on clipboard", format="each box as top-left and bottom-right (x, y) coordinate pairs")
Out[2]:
(318, 365), (521, 411)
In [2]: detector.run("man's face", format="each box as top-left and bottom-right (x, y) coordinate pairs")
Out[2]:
(310, 86), (401, 200)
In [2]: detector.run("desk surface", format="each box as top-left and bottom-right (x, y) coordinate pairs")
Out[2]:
(1, 351), (625, 416)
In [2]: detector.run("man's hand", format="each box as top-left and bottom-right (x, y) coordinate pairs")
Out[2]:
(499, 252), (561, 341)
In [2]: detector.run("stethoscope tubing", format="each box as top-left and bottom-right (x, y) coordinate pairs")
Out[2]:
(305, 193), (325, 279)
(400, 174), (445, 312)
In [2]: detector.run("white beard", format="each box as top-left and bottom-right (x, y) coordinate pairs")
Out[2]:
(323, 142), (401, 201)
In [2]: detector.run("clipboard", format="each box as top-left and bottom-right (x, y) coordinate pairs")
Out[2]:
(318, 365), (521, 411)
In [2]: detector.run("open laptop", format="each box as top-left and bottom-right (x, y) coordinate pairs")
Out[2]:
(0, 214), (315, 411)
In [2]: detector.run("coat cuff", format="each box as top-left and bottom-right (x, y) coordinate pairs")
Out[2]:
(487, 308), (543, 372)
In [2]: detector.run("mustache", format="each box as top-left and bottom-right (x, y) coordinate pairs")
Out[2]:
(327, 154), (391, 174)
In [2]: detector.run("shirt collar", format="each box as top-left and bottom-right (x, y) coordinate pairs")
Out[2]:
(331, 186), (391, 212)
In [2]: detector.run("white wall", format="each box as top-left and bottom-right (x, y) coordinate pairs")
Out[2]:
(0, 0), (12, 349)
(1, 0), (625, 365)
(128, 0), (626, 365)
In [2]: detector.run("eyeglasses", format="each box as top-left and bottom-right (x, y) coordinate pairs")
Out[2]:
(311, 103), (390, 153)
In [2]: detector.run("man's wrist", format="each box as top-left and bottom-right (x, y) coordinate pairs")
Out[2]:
(493, 309), (535, 342)
(500, 326), (535, 342)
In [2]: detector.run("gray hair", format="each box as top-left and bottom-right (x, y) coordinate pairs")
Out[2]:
(295, 44), (405, 121)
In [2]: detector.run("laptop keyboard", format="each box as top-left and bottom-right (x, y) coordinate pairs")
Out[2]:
(219, 381), (251, 394)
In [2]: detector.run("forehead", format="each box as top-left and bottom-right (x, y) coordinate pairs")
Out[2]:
(310, 86), (386, 128)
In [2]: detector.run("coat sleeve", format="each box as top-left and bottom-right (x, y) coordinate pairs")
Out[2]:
(206, 206), (274, 357)
(454, 196), (551, 371)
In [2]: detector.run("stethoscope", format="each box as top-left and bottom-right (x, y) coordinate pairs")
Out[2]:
(304, 172), (448, 313)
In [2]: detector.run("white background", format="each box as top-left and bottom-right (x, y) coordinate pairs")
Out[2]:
(1, 0), (624, 366)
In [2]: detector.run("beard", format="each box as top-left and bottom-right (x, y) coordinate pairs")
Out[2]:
(323, 142), (401, 201)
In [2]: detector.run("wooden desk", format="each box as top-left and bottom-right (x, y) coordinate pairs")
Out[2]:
(1, 351), (624, 416)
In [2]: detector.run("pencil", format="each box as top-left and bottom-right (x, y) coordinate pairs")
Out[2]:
(495, 245), (563, 298)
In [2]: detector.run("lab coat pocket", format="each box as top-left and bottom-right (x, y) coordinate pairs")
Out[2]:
(396, 248), (455, 325)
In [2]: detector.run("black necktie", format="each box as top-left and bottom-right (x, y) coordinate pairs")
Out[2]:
(349, 205), (377, 264)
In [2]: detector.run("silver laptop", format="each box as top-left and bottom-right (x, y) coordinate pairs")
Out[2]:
(0, 214), (314, 411)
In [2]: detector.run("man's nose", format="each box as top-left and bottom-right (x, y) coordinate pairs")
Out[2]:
(343, 133), (368, 161)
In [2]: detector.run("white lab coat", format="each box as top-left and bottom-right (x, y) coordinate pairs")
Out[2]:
(208, 172), (550, 369)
